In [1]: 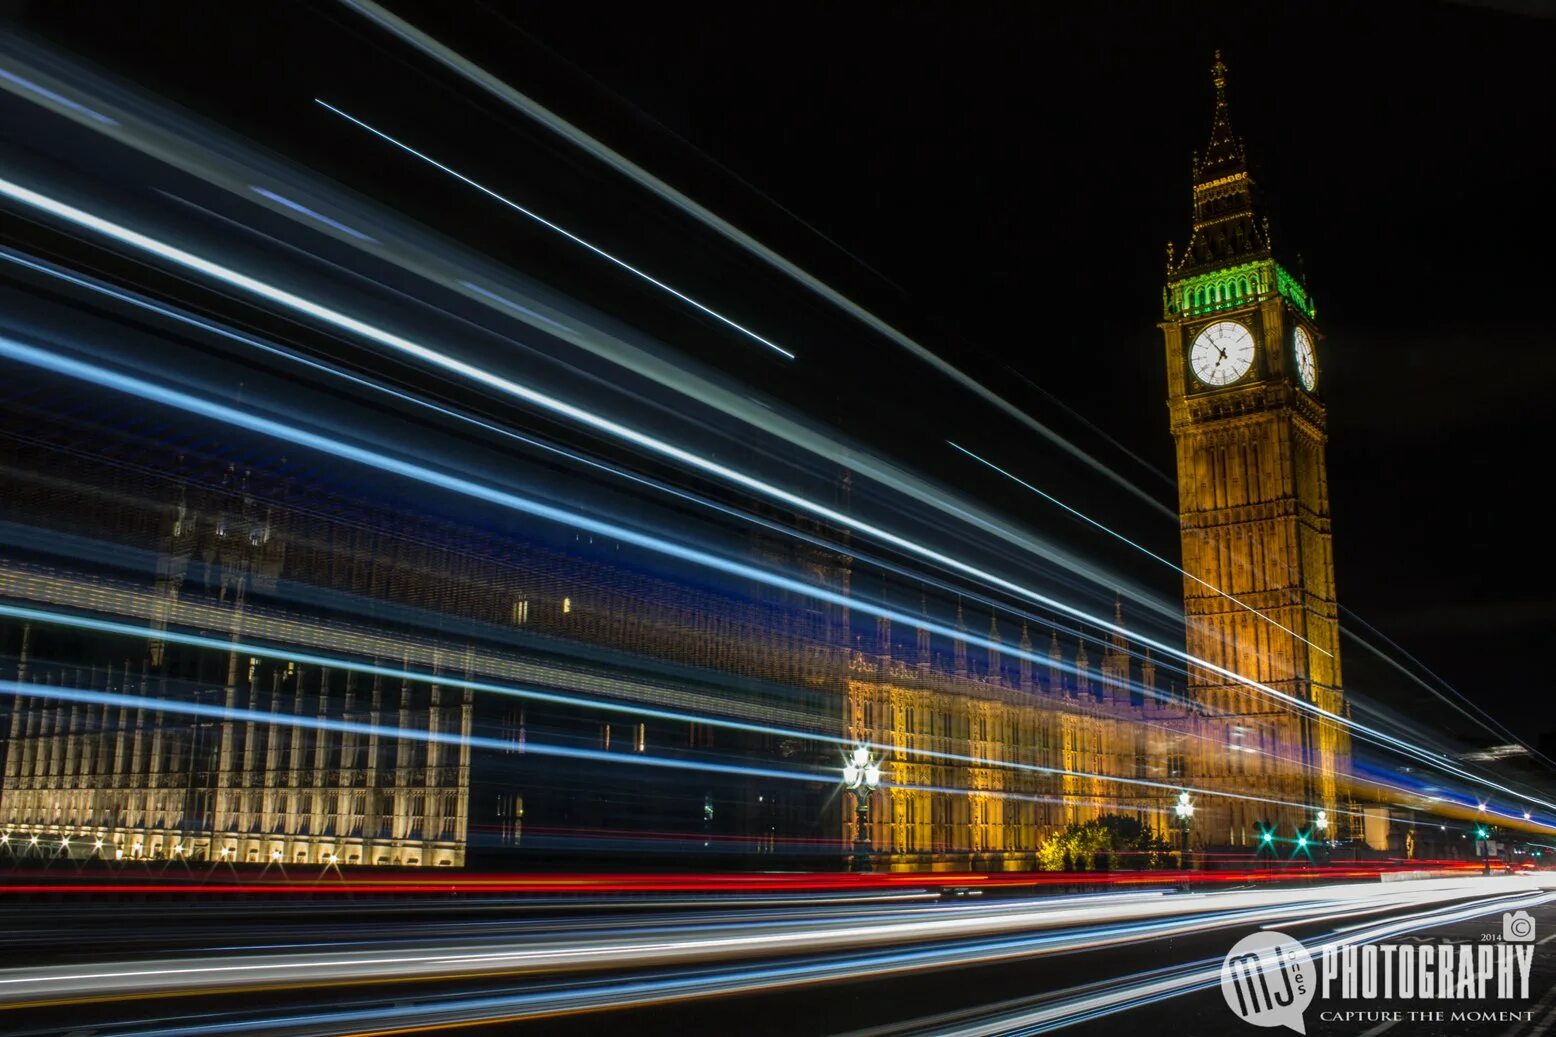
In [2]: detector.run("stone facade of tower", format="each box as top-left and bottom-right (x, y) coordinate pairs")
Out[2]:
(1159, 53), (1352, 845)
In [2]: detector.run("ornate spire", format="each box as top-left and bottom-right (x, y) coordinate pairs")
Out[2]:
(916, 591), (931, 670)
(1195, 50), (1245, 182)
(875, 573), (891, 660)
(1170, 50), (1269, 278)
(953, 598), (968, 677)
(1047, 628), (1064, 696)
(1018, 621), (1033, 691)
(987, 614), (1002, 682)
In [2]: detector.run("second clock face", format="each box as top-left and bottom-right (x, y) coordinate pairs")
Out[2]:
(1190, 321), (1255, 386)
(1293, 325), (1317, 391)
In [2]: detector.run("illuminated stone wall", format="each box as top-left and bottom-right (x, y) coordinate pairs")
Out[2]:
(1, 652), (469, 867)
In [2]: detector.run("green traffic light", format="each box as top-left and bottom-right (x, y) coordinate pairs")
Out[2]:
(1261, 830), (1273, 842)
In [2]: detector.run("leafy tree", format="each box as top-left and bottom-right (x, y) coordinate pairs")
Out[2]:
(1037, 813), (1174, 871)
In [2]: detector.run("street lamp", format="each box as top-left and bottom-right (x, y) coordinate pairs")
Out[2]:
(842, 744), (882, 871)
(1310, 809), (1330, 857)
(1173, 790), (1194, 868)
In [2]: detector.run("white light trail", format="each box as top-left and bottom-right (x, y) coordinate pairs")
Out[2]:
(950, 440), (1333, 657)
(0, 877), (1542, 1015)
(334, 0), (1177, 518)
(315, 99), (794, 361)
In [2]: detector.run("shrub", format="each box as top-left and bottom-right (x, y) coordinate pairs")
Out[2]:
(1037, 813), (1173, 871)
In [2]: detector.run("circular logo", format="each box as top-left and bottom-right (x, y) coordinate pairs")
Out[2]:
(1220, 930), (1316, 1033)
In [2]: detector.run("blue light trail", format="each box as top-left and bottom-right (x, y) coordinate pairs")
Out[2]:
(0, 679), (823, 788)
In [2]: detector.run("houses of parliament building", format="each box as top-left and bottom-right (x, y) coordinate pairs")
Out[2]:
(0, 56), (1355, 869)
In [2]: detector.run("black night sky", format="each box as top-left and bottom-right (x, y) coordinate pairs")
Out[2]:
(10, 1), (1556, 744)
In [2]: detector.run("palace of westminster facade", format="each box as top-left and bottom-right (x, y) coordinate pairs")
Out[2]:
(0, 56), (1354, 869)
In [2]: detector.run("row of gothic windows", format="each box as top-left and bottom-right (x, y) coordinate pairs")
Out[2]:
(1185, 275), (1265, 311)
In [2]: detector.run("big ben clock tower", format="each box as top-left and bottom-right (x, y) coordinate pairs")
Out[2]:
(1161, 53), (1350, 846)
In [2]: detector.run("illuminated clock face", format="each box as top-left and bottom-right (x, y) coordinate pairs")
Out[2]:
(1293, 325), (1317, 391)
(1189, 321), (1255, 386)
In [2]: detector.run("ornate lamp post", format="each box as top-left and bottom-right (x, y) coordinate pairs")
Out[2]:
(842, 744), (882, 872)
(1173, 790), (1194, 869)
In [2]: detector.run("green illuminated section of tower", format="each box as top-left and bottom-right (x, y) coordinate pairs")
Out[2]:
(1165, 260), (1316, 320)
